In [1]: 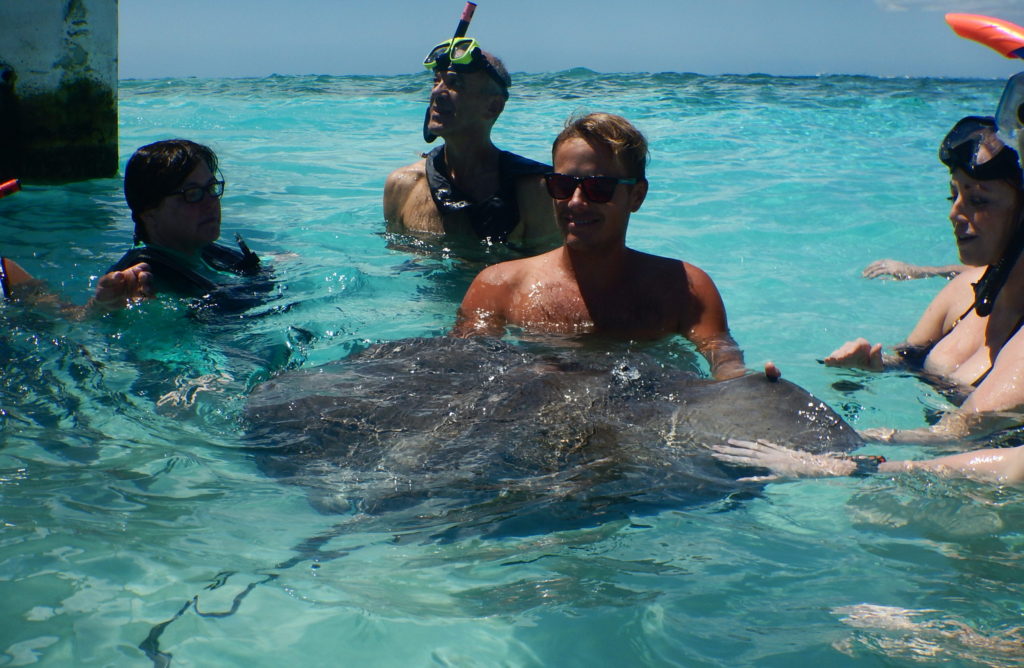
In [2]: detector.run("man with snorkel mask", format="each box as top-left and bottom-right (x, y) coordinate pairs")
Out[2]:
(384, 28), (559, 254)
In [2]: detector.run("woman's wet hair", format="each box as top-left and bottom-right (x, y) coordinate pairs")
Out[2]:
(124, 139), (218, 244)
(552, 112), (649, 181)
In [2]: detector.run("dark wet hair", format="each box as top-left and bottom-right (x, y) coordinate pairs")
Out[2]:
(481, 51), (511, 98)
(124, 139), (218, 244)
(552, 112), (649, 181)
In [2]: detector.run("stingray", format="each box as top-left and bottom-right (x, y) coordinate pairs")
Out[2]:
(245, 336), (862, 538)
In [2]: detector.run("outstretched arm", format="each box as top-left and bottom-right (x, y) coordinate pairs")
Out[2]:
(3, 260), (153, 316)
(712, 438), (1024, 484)
(824, 270), (979, 372)
(862, 259), (964, 280)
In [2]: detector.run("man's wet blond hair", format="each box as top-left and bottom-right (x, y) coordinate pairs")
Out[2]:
(552, 112), (649, 180)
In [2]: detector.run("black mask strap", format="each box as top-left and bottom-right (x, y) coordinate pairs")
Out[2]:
(972, 210), (1024, 316)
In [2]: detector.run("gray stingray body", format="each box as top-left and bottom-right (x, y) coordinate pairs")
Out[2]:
(246, 337), (861, 537)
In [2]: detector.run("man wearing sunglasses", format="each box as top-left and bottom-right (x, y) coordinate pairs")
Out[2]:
(108, 139), (266, 303)
(453, 113), (751, 381)
(383, 38), (559, 255)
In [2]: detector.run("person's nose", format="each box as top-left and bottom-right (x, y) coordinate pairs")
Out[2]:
(949, 195), (969, 230)
(431, 77), (450, 97)
(566, 183), (590, 208)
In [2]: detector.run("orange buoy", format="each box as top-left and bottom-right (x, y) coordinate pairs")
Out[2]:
(0, 178), (20, 198)
(946, 13), (1024, 59)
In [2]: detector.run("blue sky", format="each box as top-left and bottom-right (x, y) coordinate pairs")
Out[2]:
(119, 0), (1024, 80)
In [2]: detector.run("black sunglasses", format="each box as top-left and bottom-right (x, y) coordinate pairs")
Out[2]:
(171, 180), (225, 204)
(544, 173), (637, 204)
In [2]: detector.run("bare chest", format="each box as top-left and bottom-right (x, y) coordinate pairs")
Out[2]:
(506, 279), (681, 338)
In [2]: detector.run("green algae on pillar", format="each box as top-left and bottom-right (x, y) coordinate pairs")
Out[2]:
(0, 0), (118, 183)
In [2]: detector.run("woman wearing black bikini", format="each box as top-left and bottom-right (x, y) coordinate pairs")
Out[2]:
(825, 116), (1024, 442)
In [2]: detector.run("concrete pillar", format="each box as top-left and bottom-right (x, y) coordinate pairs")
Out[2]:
(0, 0), (117, 183)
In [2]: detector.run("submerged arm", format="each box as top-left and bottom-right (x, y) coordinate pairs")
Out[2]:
(691, 331), (747, 381)
(682, 264), (747, 380)
(888, 446), (1024, 483)
(6, 261), (153, 317)
(712, 438), (1024, 484)
(862, 259), (964, 280)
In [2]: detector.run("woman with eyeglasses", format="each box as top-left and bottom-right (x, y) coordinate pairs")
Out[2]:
(824, 116), (1024, 442)
(108, 139), (265, 302)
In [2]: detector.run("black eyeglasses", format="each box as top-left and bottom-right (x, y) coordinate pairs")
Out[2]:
(171, 180), (225, 204)
(544, 173), (637, 204)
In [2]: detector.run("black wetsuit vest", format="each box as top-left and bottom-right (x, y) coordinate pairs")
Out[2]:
(108, 238), (269, 309)
(424, 145), (550, 242)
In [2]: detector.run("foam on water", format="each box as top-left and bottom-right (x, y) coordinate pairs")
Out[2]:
(2, 71), (1022, 666)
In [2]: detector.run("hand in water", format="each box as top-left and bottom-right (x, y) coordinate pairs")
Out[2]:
(710, 438), (855, 481)
(823, 337), (883, 371)
(92, 262), (153, 308)
(862, 259), (916, 280)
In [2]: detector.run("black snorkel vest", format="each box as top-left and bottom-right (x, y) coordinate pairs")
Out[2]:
(423, 145), (549, 243)
(108, 234), (264, 297)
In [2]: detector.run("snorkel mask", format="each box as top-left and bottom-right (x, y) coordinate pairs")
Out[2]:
(939, 116), (1023, 184)
(423, 37), (511, 98)
(945, 14), (1024, 316)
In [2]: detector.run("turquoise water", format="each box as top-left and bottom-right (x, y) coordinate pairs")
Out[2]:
(2, 71), (1023, 666)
